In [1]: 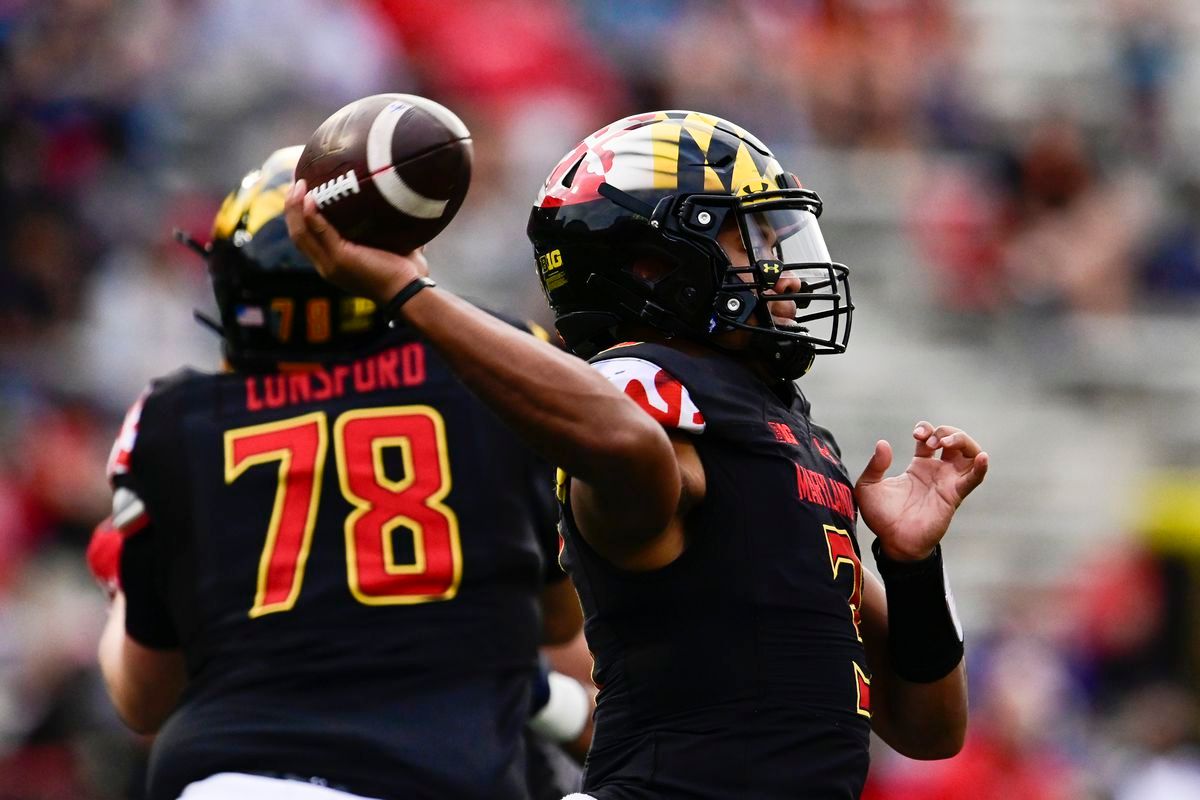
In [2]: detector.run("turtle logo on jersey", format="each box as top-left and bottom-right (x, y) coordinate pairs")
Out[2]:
(592, 357), (705, 434)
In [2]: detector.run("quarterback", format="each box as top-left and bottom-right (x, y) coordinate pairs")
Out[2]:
(288, 110), (988, 799)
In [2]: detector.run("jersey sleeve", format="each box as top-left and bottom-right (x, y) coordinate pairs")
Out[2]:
(107, 391), (154, 528)
(107, 388), (180, 648)
(119, 520), (179, 649)
(107, 389), (148, 484)
(591, 357), (706, 434)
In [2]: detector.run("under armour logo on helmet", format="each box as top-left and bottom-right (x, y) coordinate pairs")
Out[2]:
(738, 181), (771, 195)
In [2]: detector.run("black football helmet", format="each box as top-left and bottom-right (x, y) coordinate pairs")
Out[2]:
(527, 111), (852, 379)
(196, 146), (386, 370)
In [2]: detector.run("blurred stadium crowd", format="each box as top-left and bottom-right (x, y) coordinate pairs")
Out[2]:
(2, 0), (1199, 798)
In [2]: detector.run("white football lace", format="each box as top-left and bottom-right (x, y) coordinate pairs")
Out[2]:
(308, 169), (361, 208)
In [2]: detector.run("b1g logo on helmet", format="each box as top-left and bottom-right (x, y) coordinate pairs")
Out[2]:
(538, 249), (566, 290)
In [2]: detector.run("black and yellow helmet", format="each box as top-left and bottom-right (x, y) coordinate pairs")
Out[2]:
(205, 146), (385, 370)
(527, 111), (852, 379)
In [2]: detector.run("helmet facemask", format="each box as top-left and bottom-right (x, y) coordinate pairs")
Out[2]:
(694, 189), (852, 373)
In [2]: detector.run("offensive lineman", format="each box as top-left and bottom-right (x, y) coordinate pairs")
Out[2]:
(93, 147), (586, 800)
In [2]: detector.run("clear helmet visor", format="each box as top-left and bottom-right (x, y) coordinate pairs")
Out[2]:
(741, 206), (832, 284)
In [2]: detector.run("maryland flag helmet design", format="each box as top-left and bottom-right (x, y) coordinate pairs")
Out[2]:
(527, 111), (852, 378)
(206, 146), (385, 370)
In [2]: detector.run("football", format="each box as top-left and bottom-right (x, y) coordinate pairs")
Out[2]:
(295, 93), (473, 254)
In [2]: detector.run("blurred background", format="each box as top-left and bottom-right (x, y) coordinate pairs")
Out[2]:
(1, 0), (1199, 797)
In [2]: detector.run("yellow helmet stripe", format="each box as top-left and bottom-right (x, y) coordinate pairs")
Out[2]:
(682, 114), (715, 155)
(729, 142), (777, 195)
(651, 120), (681, 190)
(732, 141), (769, 195)
(244, 186), (290, 236)
(211, 190), (245, 239)
(212, 146), (305, 239)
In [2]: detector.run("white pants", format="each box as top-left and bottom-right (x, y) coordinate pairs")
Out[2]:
(178, 773), (383, 800)
(180, 772), (597, 800)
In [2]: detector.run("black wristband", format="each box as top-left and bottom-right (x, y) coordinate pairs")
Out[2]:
(872, 540), (964, 683)
(383, 276), (436, 320)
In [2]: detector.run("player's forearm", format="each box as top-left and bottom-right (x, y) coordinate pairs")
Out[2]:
(861, 568), (967, 759)
(98, 593), (186, 735)
(869, 663), (967, 759)
(284, 187), (679, 528)
(398, 287), (679, 509)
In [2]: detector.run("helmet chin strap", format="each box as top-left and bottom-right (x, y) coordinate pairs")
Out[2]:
(590, 271), (815, 380)
(701, 326), (814, 382)
(715, 292), (815, 380)
(748, 332), (815, 380)
(747, 295), (814, 380)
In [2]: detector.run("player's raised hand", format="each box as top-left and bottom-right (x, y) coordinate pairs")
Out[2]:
(285, 180), (427, 304)
(854, 421), (989, 561)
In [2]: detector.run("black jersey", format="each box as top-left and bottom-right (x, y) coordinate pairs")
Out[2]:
(108, 318), (561, 800)
(558, 342), (871, 800)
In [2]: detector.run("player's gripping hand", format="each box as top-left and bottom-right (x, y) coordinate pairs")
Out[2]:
(285, 180), (427, 304)
(854, 422), (989, 562)
(87, 517), (123, 600)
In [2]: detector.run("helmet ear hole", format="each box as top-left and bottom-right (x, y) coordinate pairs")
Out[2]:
(626, 256), (674, 284)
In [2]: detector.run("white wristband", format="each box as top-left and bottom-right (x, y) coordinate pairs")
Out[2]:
(529, 671), (591, 743)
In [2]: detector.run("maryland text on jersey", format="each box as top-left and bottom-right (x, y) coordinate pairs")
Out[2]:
(555, 341), (872, 798)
